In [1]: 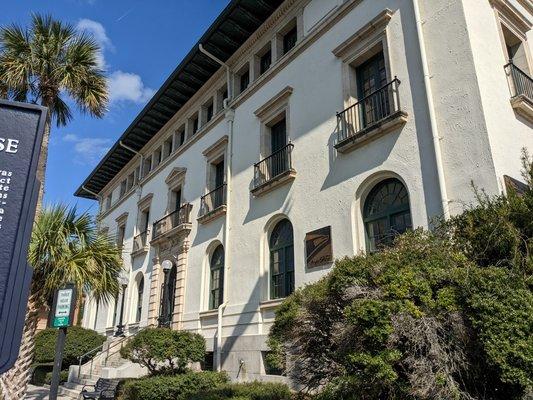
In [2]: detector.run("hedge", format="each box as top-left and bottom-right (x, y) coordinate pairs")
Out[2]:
(45, 370), (69, 385)
(189, 381), (292, 400)
(34, 326), (106, 367)
(120, 371), (229, 400)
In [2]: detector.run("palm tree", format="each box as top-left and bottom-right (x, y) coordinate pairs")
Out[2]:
(0, 14), (108, 210)
(0, 205), (123, 398)
(0, 15), (109, 398)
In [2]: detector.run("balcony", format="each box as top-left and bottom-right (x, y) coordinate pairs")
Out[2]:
(505, 61), (533, 123)
(335, 78), (407, 154)
(198, 184), (227, 224)
(251, 143), (296, 196)
(132, 231), (149, 255)
(151, 203), (193, 244)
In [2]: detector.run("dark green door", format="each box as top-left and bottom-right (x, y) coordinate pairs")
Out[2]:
(356, 52), (388, 128)
(214, 161), (224, 208)
(270, 119), (287, 177)
(270, 220), (294, 299)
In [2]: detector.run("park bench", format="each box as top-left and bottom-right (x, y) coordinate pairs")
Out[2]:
(80, 378), (119, 400)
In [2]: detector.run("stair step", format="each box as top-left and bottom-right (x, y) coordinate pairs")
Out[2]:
(57, 385), (81, 399)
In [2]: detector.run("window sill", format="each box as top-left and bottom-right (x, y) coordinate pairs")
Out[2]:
(259, 298), (285, 310)
(131, 246), (149, 258)
(150, 223), (192, 246)
(251, 169), (296, 197)
(199, 309), (220, 319)
(198, 205), (227, 225)
(335, 111), (408, 154)
(510, 94), (533, 123)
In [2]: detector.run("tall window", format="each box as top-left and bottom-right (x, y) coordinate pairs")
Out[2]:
(260, 49), (272, 75)
(363, 178), (412, 252)
(136, 276), (144, 323)
(270, 219), (294, 299)
(209, 245), (225, 310)
(159, 265), (177, 326)
(283, 26), (298, 54)
(356, 52), (388, 128)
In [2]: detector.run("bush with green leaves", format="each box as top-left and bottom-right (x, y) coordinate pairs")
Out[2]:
(120, 371), (228, 400)
(190, 381), (292, 400)
(44, 370), (69, 385)
(120, 327), (206, 375)
(34, 326), (106, 368)
(268, 230), (532, 399)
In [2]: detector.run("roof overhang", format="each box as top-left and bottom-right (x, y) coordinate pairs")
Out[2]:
(75, 0), (285, 199)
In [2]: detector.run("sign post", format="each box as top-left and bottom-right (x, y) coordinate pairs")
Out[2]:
(49, 284), (77, 400)
(0, 100), (46, 374)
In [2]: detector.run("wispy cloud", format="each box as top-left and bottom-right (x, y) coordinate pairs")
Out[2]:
(75, 19), (154, 106)
(108, 71), (155, 104)
(63, 134), (112, 165)
(76, 19), (113, 69)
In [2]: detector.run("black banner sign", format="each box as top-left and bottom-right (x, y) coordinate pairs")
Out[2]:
(0, 100), (46, 374)
(305, 226), (333, 268)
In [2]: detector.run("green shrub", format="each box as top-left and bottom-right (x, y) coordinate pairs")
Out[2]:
(44, 370), (69, 385)
(34, 326), (106, 367)
(30, 363), (53, 386)
(120, 328), (205, 375)
(190, 381), (292, 400)
(120, 371), (228, 400)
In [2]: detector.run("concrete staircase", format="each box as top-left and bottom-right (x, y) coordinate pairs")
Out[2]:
(58, 336), (148, 399)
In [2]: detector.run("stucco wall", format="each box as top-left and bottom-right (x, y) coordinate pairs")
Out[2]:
(81, 0), (532, 379)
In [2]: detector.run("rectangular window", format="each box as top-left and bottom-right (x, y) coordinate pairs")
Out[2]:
(117, 224), (126, 249)
(191, 114), (199, 135)
(260, 49), (272, 75)
(126, 171), (135, 192)
(239, 69), (250, 93)
(163, 135), (173, 159)
(119, 180), (127, 198)
(143, 156), (152, 177)
(105, 194), (112, 211)
(202, 352), (214, 371)
(140, 209), (150, 234)
(283, 26), (298, 55)
(154, 147), (162, 167)
(174, 126), (186, 150)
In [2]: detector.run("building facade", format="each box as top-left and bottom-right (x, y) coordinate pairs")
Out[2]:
(76, 0), (533, 381)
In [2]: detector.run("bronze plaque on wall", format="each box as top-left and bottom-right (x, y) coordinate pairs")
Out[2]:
(305, 226), (333, 268)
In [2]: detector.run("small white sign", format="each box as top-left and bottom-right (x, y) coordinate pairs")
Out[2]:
(55, 289), (73, 317)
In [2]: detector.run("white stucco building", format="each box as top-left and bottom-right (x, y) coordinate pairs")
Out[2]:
(76, 0), (533, 380)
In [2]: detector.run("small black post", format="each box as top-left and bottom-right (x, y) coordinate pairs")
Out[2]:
(115, 283), (127, 337)
(49, 327), (67, 400)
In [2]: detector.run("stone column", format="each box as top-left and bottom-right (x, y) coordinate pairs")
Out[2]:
(171, 238), (190, 330)
(147, 255), (161, 326)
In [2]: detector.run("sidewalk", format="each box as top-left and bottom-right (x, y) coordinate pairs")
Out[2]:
(26, 385), (70, 400)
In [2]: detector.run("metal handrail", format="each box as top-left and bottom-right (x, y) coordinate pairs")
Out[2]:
(253, 143), (294, 188)
(336, 78), (401, 143)
(504, 61), (533, 100)
(152, 203), (193, 240)
(200, 184), (227, 216)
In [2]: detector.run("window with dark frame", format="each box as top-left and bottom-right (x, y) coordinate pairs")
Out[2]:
(240, 69), (250, 93)
(260, 49), (272, 75)
(363, 178), (412, 253)
(136, 276), (144, 322)
(283, 26), (298, 55)
(206, 102), (214, 122)
(269, 219), (294, 299)
(209, 245), (225, 310)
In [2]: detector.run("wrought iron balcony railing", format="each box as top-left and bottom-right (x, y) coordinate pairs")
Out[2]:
(152, 203), (192, 241)
(132, 231), (148, 253)
(253, 143), (294, 189)
(505, 61), (533, 100)
(200, 184), (227, 217)
(336, 78), (401, 144)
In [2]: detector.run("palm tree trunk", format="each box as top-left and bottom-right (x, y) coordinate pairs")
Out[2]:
(0, 116), (51, 399)
(0, 294), (41, 399)
(35, 117), (51, 215)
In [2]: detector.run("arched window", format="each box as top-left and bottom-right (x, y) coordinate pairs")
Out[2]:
(363, 178), (412, 252)
(159, 264), (177, 327)
(270, 219), (294, 299)
(136, 276), (144, 323)
(209, 245), (225, 310)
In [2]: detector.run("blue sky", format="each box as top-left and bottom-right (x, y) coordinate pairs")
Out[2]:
(1, 0), (230, 213)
